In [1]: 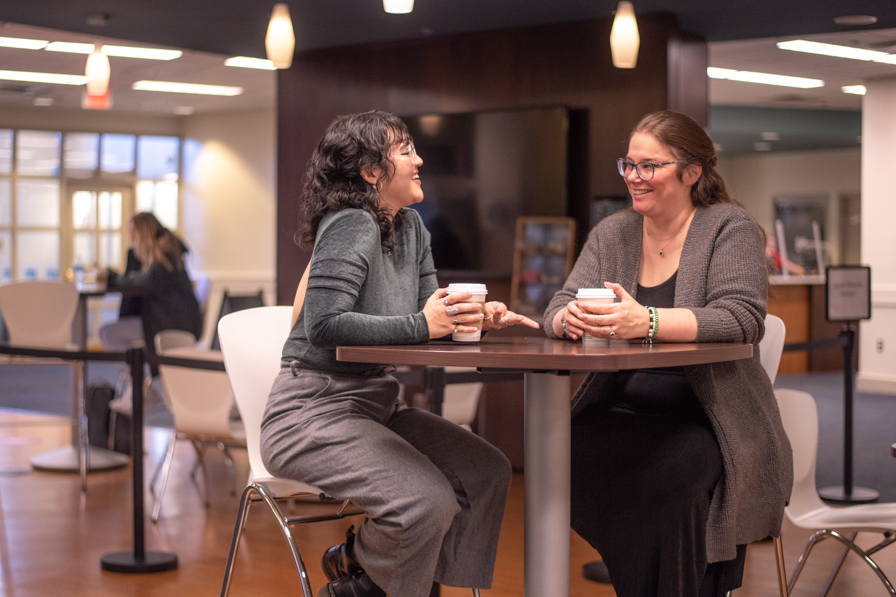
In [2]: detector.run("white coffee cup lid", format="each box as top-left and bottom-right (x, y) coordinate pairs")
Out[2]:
(576, 288), (615, 298)
(447, 283), (487, 294)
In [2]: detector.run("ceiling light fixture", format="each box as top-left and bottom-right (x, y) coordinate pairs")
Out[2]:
(833, 15), (878, 26)
(45, 41), (181, 60)
(777, 39), (889, 62)
(707, 67), (824, 89)
(225, 56), (277, 70)
(132, 80), (244, 96)
(0, 69), (87, 85)
(46, 41), (95, 53)
(383, 0), (414, 14)
(85, 47), (110, 96)
(103, 46), (182, 60)
(0, 36), (48, 50)
(33, 97), (54, 106)
(266, 3), (295, 69)
(610, 1), (640, 68)
(842, 85), (867, 95)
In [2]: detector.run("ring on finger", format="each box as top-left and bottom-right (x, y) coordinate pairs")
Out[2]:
(443, 297), (450, 306)
(609, 327), (615, 337)
(453, 323), (458, 333)
(446, 306), (459, 316)
(453, 317), (458, 325)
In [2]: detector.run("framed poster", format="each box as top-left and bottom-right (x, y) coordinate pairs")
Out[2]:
(825, 266), (871, 321)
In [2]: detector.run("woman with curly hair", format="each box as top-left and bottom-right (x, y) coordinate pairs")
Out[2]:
(261, 110), (538, 597)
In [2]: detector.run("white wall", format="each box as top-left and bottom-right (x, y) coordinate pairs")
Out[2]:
(858, 76), (896, 395)
(717, 147), (861, 263)
(181, 109), (277, 346)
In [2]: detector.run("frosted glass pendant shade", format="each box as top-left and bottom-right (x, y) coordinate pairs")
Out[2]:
(610, 1), (640, 69)
(85, 47), (110, 95)
(266, 3), (296, 69)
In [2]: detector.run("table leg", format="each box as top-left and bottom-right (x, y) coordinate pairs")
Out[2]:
(524, 371), (571, 597)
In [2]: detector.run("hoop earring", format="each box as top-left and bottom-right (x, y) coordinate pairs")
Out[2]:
(376, 180), (383, 193)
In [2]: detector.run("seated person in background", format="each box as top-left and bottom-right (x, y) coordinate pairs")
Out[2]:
(543, 110), (793, 597)
(261, 110), (538, 597)
(102, 212), (202, 376)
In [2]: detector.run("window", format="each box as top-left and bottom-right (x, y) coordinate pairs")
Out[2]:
(0, 129), (181, 282)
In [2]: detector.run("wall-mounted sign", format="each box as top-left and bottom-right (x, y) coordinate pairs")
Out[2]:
(826, 266), (871, 321)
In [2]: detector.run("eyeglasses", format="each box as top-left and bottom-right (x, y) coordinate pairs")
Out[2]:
(394, 144), (418, 159)
(616, 158), (682, 181)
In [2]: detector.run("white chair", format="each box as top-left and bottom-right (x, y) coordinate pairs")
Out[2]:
(217, 306), (363, 597)
(0, 281), (78, 351)
(152, 340), (246, 522)
(442, 366), (482, 430)
(761, 313), (786, 385)
(773, 388), (896, 597)
(0, 281), (92, 485)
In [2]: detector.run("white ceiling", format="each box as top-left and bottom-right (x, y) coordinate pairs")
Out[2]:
(710, 27), (896, 111)
(0, 22), (274, 116)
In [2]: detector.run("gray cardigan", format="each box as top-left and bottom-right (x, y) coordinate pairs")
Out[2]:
(543, 204), (793, 563)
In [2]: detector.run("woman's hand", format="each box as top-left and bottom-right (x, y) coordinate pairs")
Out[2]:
(423, 288), (484, 339)
(482, 301), (540, 331)
(555, 282), (651, 340)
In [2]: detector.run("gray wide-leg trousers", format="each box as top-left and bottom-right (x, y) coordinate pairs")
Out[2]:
(261, 363), (512, 597)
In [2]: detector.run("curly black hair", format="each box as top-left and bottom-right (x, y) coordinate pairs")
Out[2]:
(297, 110), (412, 252)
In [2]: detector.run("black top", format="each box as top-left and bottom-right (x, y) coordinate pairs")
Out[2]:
(609, 271), (703, 418)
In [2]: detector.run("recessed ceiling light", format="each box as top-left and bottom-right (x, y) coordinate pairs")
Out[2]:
(713, 143), (724, 152)
(0, 36), (49, 50)
(174, 106), (195, 115)
(707, 67), (824, 89)
(225, 56), (276, 70)
(33, 97), (54, 106)
(833, 15), (878, 26)
(103, 46), (182, 60)
(760, 132), (780, 141)
(777, 39), (888, 62)
(46, 41), (95, 54)
(875, 55), (896, 65)
(753, 142), (772, 152)
(45, 41), (181, 60)
(842, 85), (867, 95)
(132, 80), (243, 96)
(0, 69), (87, 85)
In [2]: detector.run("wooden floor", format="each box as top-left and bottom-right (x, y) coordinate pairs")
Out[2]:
(1, 408), (894, 597)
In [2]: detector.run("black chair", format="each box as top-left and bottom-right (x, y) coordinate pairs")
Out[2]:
(209, 290), (264, 350)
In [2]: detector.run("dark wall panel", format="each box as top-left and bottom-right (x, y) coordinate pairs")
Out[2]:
(276, 13), (707, 304)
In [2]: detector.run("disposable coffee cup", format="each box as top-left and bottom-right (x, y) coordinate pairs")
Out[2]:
(447, 283), (488, 342)
(576, 288), (616, 347)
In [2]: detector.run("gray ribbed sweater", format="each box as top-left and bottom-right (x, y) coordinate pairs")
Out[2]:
(543, 204), (793, 563)
(282, 208), (437, 375)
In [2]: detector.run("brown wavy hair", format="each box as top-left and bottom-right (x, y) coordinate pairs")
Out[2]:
(130, 212), (185, 272)
(632, 110), (741, 208)
(297, 110), (411, 251)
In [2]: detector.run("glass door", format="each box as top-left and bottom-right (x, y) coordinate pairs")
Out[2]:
(67, 186), (132, 271)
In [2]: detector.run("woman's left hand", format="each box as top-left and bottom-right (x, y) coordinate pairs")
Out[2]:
(575, 282), (650, 340)
(483, 301), (540, 331)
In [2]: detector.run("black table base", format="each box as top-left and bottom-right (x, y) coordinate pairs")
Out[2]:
(101, 551), (179, 573)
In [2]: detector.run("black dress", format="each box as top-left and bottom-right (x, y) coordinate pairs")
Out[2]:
(570, 271), (746, 597)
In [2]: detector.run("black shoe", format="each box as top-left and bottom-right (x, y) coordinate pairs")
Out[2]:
(318, 572), (387, 597)
(322, 525), (364, 582)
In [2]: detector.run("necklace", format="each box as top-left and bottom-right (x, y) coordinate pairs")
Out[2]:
(644, 209), (695, 257)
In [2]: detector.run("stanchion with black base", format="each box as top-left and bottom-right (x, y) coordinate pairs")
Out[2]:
(818, 324), (879, 504)
(101, 346), (178, 573)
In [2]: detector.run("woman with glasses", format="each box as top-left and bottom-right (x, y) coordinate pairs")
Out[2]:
(261, 111), (537, 597)
(543, 110), (792, 597)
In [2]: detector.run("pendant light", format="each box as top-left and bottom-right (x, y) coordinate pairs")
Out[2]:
(266, 3), (295, 69)
(383, 0), (414, 14)
(85, 46), (110, 95)
(610, 1), (640, 69)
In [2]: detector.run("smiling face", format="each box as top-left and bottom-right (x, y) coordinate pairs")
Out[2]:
(365, 140), (424, 215)
(624, 131), (700, 220)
